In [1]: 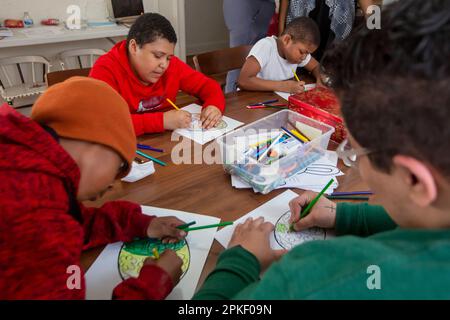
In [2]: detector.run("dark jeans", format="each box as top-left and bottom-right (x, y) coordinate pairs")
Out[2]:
(223, 0), (275, 92)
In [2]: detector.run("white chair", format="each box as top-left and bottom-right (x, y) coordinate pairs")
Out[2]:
(58, 49), (106, 70)
(0, 56), (50, 106)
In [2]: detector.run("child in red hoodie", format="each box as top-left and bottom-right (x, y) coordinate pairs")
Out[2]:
(0, 77), (187, 299)
(90, 13), (225, 136)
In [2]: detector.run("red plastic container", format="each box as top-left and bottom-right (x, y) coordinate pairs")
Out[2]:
(288, 86), (347, 143)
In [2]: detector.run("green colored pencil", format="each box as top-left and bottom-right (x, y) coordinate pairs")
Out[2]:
(136, 150), (167, 167)
(183, 221), (233, 232)
(176, 221), (196, 230)
(289, 178), (334, 232)
(326, 196), (369, 201)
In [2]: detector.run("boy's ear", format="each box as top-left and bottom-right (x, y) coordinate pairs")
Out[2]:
(280, 34), (292, 45)
(392, 155), (438, 207)
(128, 39), (138, 55)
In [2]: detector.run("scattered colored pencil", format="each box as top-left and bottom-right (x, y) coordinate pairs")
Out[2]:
(330, 191), (373, 196)
(166, 98), (180, 110)
(176, 221), (196, 230)
(137, 143), (164, 153)
(182, 221), (234, 232)
(134, 157), (146, 164)
(136, 150), (167, 167)
(249, 99), (279, 107)
(289, 178), (334, 231)
(326, 196), (370, 201)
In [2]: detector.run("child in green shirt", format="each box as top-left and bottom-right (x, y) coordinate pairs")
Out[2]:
(194, 0), (450, 300)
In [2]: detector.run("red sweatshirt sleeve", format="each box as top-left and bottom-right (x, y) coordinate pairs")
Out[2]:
(131, 112), (165, 136)
(176, 60), (226, 113)
(81, 201), (154, 250)
(112, 265), (174, 300)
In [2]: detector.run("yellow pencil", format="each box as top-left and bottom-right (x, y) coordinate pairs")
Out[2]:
(292, 69), (300, 82)
(291, 129), (309, 143)
(166, 98), (180, 111)
(152, 248), (160, 259)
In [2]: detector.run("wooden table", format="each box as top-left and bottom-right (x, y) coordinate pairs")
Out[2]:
(81, 90), (367, 292)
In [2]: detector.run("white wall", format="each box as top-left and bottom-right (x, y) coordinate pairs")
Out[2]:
(0, 0), (186, 58)
(185, 0), (229, 56)
(0, 0), (109, 22)
(0, 0), (187, 106)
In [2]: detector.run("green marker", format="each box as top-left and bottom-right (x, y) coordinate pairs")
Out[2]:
(289, 178), (334, 232)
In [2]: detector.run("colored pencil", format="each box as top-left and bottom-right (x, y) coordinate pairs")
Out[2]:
(249, 99), (279, 106)
(326, 196), (370, 201)
(330, 191), (373, 196)
(281, 126), (304, 144)
(292, 69), (301, 82)
(176, 221), (196, 230)
(166, 98), (180, 110)
(136, 150), (167, 167)
(182, 221), (233, 232)
(137, 144), (164, 153)
(289, 178), (334, 231)
(291, 129), (309, 143)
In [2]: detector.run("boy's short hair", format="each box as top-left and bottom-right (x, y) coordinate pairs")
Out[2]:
(322, 0), (450, 176)
(341, 77), (450, 177)
(282, 17), (320, 47)
(127, 13), (177, 48)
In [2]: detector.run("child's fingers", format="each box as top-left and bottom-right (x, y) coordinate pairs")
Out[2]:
(292, 214), (316, 232)
(289, 193), (315, 223)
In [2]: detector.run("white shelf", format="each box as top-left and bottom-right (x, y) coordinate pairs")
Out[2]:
(0, 25), (129, 48)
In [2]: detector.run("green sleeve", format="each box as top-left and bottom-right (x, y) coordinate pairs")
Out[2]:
(193, 245), (261, 300)
(335, 203), (397, 237)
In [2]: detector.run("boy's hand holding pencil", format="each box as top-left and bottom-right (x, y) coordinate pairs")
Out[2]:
(163, 109), (192, 130)
(288, 191), (337, 232)
(146, 216), (188, 244)
(282, 80), (306, 94)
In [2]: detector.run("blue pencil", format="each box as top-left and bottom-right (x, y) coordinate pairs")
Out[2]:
(281, 126), (304, 144)
(330, 191), (373, 196)
(137, 144), (164, 153)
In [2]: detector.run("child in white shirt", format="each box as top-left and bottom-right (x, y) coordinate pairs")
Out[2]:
(238, 17), (323, 94)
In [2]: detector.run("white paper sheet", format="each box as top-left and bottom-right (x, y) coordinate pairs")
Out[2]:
(275, 84), (317, 101)
(85, 206), (220, 300)
(174, 104), (244, 145)
(215, 190), (334, 250)
(121, 160), (155, 183)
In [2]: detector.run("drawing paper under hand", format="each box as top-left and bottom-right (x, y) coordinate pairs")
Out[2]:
(174, 104), (243, 145)
(85, 206), (220, 300)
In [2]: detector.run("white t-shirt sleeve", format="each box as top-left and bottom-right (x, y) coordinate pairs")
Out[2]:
(247, 38), (271, 69)
(298, 53), (312, 67)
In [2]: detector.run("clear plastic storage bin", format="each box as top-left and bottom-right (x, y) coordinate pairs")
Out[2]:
(216, 110), (335, 194)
